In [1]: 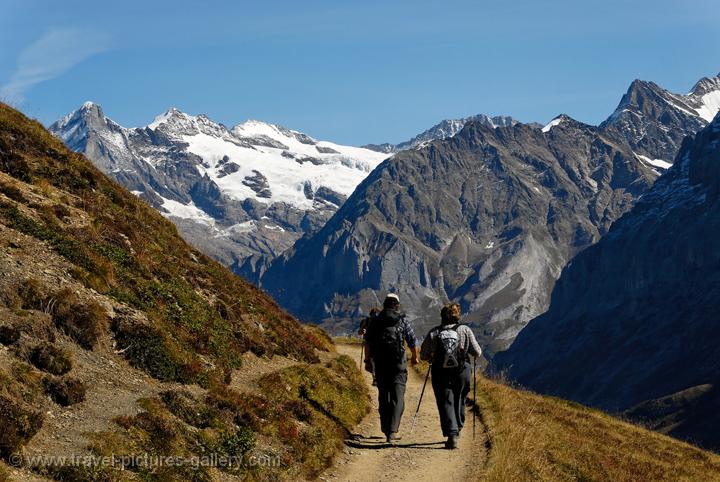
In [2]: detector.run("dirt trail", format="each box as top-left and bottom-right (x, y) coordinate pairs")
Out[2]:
(322, 345), (487, 482)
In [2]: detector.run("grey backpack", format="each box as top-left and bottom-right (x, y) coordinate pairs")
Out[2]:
(433, 324), (461, 369)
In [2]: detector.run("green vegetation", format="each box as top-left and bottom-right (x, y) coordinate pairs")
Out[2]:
(82, 357), (368, 481)
(304, 324), (335, 352)
(52, 289), (109, 350)
(256, 355), (369, 477)
(111, 316), (206, 384)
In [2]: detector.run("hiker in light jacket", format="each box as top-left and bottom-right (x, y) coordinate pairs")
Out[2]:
(364, 294), (419, 443)
(420, 303), (482, 449)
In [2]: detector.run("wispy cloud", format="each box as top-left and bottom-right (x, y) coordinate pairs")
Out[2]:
(1, 27), (110, 102)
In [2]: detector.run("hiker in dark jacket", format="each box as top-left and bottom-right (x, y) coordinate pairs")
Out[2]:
(420, 303), (482, 449)
(360, 307), (381, 386)
(364, 294), (419, 443)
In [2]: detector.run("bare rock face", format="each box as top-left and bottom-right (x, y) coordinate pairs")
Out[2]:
(601, 73), (720, 169)
(261, 119), (657, 355)
(494, 113), (720, 450)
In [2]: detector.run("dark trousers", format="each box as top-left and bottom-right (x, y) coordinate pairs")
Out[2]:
(431, 362), (471, 437)
(375, 368), (408, 435)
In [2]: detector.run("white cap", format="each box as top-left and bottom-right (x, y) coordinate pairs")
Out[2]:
(385, 293), (400, 303)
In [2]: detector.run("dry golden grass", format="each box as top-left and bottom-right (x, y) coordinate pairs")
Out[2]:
(332, 336), (364, 345)
(476, 375), (720, 482)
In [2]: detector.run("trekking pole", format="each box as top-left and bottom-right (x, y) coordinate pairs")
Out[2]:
(472, 357), (477, 441)
(410, 363), (431, 433)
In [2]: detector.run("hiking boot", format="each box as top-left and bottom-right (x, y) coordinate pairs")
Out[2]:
(386, 432), (402, 443)
(445, 434), (458, 450)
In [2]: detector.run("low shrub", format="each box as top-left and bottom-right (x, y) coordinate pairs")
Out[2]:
(38, 463), (117, 482)
(29, 343), (72, 375)
(0, 395), (43, 461)
(0, 285), (21, 309)
(0, 364), (44, 405)
(129, 410), (180, 453)
(53, 290), (108, 350)
(0, 325), (20, 345)
(104, 393), (255, 480)
(219, 427), (255, 457)
(0, 181), (25, 203)
(304, 324), (335, 352)
(16, 278), (49, 311)
(256, 361), (369, 477)
(111, 317), (204, 383)
(52, 203), (71, 221)
(159, 390), (214, 429)
(43, 376), (86, 406)
(205, 386), (269, 431)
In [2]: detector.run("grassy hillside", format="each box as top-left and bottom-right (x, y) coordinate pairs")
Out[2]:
(0, 102), (369, 481)
(475, 375), (720, 481)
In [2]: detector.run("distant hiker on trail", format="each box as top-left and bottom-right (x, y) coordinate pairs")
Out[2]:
(420, 303), (482, 449)
(364, 294), (419, 443)
(360, 307), (381, 386)
(358, 307), (381, 337)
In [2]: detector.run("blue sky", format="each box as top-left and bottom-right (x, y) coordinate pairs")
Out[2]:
(1, 0), (719, 145)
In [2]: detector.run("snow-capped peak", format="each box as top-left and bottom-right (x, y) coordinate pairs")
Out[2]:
(542, 115), (568, 133)
(81, 100), (99, 111)
(690, 75), (720, 122)
(147, 107), (191, 130)
(231, 119), (284, 139)
(689, 74), (720, 97)
(51, 103), (390, 219)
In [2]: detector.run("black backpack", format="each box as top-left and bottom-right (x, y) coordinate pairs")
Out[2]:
(366, 310), (405, 365)
(432, 324), (463, 369)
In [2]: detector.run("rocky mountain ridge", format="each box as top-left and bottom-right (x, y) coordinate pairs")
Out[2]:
(494, 111), (720, 451)
(50, 103), (389, 276)
(257, 73), (720, 355)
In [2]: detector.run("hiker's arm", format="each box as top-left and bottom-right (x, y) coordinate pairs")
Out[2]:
(409, 345), (419, 365)
(358, 317), (367, 336)
(467, 329), (482, 360)
(404, 321), (419, 365)
(363, 338), (373, 372)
